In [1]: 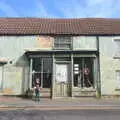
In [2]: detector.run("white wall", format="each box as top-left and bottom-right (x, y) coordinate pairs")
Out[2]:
(0, 36), (37, 95)
(73, 36), (97, 50)
(99, 36), (120, 95)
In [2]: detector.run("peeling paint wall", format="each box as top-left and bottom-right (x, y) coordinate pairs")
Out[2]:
(0, 36), (36, 95)
(73, 36), (97, 50)
(36, 36), (54, 49)
(99, 36), (120, 95)
(0, 36), (53, 95)
(1, 35), (120, 96)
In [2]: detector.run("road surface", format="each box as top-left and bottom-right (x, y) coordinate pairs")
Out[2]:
(0, 109), (120, 120)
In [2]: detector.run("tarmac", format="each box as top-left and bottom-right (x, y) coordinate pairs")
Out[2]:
(0, 96), (120, 110)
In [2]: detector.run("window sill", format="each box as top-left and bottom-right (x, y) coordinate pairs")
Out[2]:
(73, 87), (96, 92)
(115, 88), (120, 91)
(53, 48), (71, 50)
(81, 88), (96, 92)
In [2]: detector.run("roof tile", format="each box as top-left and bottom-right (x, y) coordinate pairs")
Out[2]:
(0, 18), (120, 35)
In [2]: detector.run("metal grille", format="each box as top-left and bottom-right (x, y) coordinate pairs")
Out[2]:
(54, 36), (71, 49)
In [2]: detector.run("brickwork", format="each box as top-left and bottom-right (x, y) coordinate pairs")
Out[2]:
(36, 36), (54, 49)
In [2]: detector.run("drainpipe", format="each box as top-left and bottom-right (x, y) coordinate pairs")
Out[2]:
(71, 54), (73, 97)
(52, 54), (55, 99)
(29, 58), (33, 89)
(96, 36), (101, 99)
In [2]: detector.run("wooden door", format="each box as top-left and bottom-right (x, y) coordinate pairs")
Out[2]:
(55, 64), (69, 97)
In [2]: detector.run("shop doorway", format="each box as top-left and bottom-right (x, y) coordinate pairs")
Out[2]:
(55, 63), (71, 97)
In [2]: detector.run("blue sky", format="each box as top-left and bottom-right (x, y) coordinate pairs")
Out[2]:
(0, 0), (120, 18)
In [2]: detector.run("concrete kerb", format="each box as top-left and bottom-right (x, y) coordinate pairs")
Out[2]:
(0, 105), (120, 111)
(1, 96), (120, 111)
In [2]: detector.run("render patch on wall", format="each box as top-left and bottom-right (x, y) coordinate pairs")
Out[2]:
(36, 36), (54, 49)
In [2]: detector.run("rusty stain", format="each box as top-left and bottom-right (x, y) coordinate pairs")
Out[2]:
(2, 88), (13, 94)
(36, 36), (53, 48)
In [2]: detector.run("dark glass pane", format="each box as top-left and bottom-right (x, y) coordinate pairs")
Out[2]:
(73, 57), (94, 88)
(43, 73), (52, 88)
(32, 73), (41, 87)
(43, 57), (52, 88)
(32, 58), (41, 72)
(73, 58), (82, 87)
(83, 58), (94, 88)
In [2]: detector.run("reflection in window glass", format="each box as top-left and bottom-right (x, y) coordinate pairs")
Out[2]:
(32, 57), (52, 88)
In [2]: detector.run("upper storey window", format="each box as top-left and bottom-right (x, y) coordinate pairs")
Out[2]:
(54, 36), (71, 50)
(114, 39), (120, 58)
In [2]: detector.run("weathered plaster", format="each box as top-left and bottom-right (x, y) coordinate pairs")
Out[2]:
(99, 36), (120, 95)
(0, 36), (37, 95)
(73, 36), (97, 50)
(36, 36), (54, 49)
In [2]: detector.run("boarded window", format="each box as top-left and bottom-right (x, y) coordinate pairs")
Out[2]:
(116, 71), (120, 88)
(54, 36), (71, 49)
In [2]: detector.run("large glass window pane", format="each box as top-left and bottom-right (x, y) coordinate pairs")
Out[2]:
(32, 58), (41, 87)
(73, 57), (94, 88)
(43, 58), (52, 88)
(32, 57), (52, 88)
(84, 58), (94, 88)
(73, 58), (82, 87)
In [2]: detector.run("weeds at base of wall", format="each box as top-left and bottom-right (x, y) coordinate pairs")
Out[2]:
(24, 88), (33, 99)
(96, 90), (101, 99)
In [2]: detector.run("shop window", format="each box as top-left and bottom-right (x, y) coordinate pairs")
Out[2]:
(73, 58), (94, 88)
(32, 57), (52, 88)
(54, 36), (71, 49)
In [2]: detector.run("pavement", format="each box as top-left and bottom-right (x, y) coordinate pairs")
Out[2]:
(1, 96), (120, 110)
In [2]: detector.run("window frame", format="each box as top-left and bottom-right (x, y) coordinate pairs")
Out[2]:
(114, 39), (120, 58)
(73, 57), (94, 89)
(53, 36), (72, 50)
